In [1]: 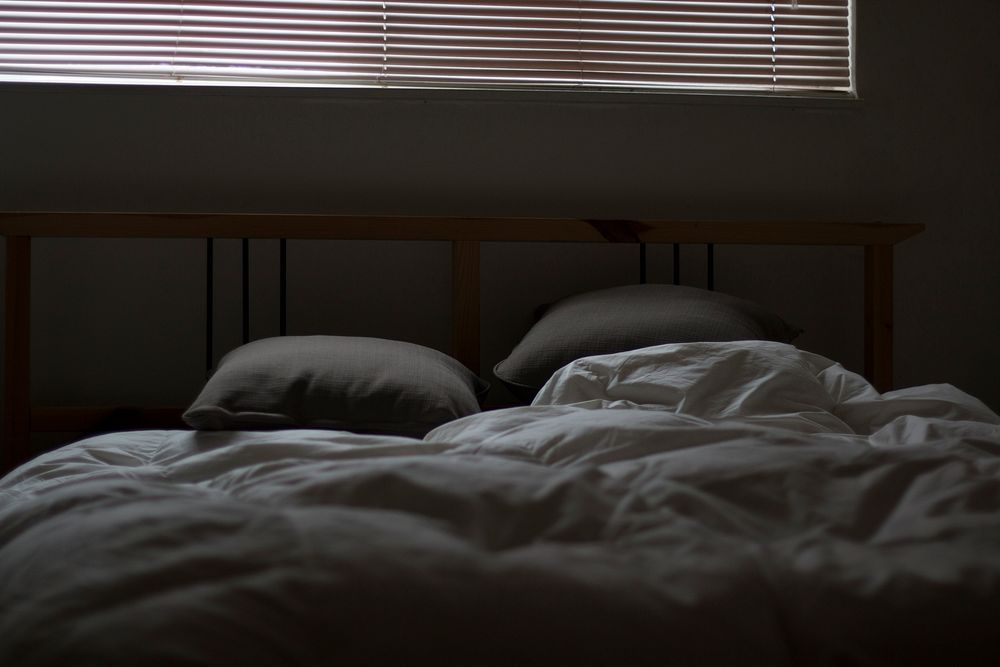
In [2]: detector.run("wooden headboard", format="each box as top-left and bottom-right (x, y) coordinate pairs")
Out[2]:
(1, 212), (923, 471)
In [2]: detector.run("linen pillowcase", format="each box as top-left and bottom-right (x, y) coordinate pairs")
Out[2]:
(184, 335), (489, 437)
(494, 284), (801, 403)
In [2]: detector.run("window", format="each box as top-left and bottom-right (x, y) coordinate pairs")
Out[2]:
(0, 1), (853, 95)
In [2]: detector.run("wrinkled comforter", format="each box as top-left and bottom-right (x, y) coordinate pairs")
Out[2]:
(2, 341), (999, 665)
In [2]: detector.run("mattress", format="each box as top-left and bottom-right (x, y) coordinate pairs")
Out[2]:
(1, 341), (998, 665)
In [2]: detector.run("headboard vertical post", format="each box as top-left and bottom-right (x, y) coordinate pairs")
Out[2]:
(206, 238), (214, 376)
(3, 235), (31, 469)
(451, 240), (481, 374)
(672, 244), (681, 285)
(864, 243), (894, 392)
(241, 239), (250, 344)
(279, 239), (287, 336)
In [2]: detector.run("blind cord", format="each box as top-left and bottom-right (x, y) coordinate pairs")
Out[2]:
(771, 3), (778, 90)
(380, 2), (389, 86)
(170, 0), (186, 82)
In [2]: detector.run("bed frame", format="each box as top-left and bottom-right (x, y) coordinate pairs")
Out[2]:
(0, 212), (923, 472)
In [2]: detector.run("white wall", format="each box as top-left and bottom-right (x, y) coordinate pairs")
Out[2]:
(2, 0), (998, 443)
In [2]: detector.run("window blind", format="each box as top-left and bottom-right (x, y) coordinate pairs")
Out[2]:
(0, 1), (853, 94)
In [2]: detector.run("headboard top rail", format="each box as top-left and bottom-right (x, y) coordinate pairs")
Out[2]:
(0, 212), (924, 246)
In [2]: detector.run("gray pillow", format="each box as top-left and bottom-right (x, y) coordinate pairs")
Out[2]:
(494, 284), (801, 403)
(184, 336), (489, 437)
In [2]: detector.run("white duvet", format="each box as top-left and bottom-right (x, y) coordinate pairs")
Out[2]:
(2, 341), (999, 665)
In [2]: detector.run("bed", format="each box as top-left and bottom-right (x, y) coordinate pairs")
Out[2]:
(3, 214), (999, 664)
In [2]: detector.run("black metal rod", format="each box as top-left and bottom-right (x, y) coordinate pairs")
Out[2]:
(673, 243), (681, 285)
(706, 243), (715, 291)
(242, 238), (250, 344)
(206, 238), (214, 375)
(638, 242), (647, 284)
(279, 238), (287, 336)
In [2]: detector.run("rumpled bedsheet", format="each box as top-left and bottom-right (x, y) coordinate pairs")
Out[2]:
(1, 342), (998, 665)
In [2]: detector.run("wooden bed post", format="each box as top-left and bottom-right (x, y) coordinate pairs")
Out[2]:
(451, 240), (481, 374)
(864, 243), (894, 392)
(3, 235), (31, 469)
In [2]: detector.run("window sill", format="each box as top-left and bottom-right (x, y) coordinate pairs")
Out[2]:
(0, 79), (862, 111)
